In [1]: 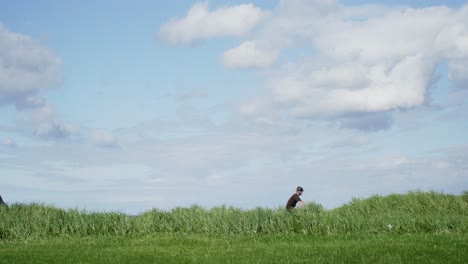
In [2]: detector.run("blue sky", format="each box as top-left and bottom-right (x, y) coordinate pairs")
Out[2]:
(1, 0), (467, 214)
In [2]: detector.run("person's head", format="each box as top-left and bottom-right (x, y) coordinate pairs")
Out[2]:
(296, 186), (304, 195)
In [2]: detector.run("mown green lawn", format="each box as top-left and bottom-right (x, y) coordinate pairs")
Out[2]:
(1, 234), (467, 264)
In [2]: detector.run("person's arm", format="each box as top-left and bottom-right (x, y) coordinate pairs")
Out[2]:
(294, 194), (306, 208)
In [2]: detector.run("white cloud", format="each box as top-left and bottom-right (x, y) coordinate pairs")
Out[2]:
(159, 2), (266, 44)
(0, 23), (62, 108)
(222, 41), (279, 68)
(225, 3), (468, 129)
(315, 7), (452, 62)
(269, 55), (434, 117)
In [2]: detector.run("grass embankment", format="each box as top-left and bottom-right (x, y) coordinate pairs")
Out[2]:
(0, 191), (467, 240)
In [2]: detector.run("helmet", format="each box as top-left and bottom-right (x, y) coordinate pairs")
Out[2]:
(297, 186), (304, 192)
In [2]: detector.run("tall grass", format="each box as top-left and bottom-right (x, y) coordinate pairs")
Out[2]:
(1, 191), (467, 240)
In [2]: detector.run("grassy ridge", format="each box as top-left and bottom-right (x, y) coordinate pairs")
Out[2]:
(1, 191), (467, 240)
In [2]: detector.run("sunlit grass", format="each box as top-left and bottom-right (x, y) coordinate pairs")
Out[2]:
(1, 233), (467, 264)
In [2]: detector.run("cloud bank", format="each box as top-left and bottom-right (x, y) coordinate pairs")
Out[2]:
(245, 2), (468, 125)
(160, 1), (468, 130)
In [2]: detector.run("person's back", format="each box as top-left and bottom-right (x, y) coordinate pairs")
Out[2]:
(286, 186), (305, 210)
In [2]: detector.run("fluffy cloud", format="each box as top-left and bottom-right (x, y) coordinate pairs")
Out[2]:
(159, 2), (266, 44)
(0, 23), (62, 108)
(220, 2), (468, 130)
(268, 55), (434, 117)
(222, 41), (279, 68)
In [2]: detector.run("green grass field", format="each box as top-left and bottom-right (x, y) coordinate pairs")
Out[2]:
(1, 191), (467, 263)
(1, 234), (467, 263)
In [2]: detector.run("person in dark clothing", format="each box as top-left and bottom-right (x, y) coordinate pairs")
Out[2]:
(286, 186), (306, 210)
(0, 194), (5, 206)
